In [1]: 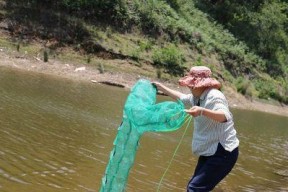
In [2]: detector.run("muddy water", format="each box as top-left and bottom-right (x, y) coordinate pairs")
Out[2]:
(0, 67), (287, 192)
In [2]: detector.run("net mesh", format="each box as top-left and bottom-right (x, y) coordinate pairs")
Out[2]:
(100, 79), (186, 192)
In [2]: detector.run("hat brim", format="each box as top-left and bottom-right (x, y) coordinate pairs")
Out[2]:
(179, 76), (221, 89)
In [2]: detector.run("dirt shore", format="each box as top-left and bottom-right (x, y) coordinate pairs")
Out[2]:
(1, 50), (288, 118)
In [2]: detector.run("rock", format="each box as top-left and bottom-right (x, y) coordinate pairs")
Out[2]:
(74, 67), (86, 72)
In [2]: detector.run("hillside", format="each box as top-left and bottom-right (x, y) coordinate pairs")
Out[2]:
(0, 0), (287, 104)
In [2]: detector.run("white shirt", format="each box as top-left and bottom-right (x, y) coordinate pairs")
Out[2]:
(180, 88), (239, 156)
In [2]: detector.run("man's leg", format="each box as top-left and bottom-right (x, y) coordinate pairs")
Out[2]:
(187, 144), (238, 192)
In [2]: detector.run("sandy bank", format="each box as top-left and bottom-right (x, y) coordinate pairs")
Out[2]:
(1, 50), (288, 118)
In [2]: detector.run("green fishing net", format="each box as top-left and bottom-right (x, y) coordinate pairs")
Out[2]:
(100, 79), (186, 192)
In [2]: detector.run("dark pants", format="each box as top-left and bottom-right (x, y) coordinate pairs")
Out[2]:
(187, 143), (239, 192)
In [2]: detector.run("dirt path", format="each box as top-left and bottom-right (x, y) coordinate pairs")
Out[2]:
(1, 50), (288, 118)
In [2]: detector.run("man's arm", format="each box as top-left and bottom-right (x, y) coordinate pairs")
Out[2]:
(184, 106), (227, 123)
(152, 82), (185, 100)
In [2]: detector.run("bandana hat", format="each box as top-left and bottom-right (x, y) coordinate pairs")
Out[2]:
(178, 66), (221, 89)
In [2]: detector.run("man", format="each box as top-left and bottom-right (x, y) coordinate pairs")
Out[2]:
(153, 66), (239, 192)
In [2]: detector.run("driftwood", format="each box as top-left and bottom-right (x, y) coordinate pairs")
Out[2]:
(97, 81), (125, 88)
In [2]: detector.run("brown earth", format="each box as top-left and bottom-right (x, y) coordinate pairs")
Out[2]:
(0, 49), (288, 118)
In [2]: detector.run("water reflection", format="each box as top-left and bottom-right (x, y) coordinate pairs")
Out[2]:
(0, 67), (287, 191)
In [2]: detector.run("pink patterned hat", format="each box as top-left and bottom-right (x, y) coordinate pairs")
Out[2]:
(178, 66), (221, 89)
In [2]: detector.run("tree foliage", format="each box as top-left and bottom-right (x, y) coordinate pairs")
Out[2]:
(194, 0), (288, 78)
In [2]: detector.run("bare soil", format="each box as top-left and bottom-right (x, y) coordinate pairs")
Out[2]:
(1, 50), (288, 118)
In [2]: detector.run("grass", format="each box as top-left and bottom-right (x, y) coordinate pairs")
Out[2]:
(0, 1), (228, 80)
(0, 36), (48, 62)
(0, 37), (12, 49)
(0, 35), (156, 78)
(0, 29), (222, 83)
(0, 0), (287, 103)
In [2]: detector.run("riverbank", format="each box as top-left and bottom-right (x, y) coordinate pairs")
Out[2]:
(1, 50), (288, 118)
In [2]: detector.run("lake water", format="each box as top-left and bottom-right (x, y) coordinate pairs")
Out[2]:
(0, 66), (288, 192)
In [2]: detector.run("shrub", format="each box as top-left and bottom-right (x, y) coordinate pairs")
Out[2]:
(156, 68), (162, 79)
(43, 49), (49, 62)
(131, 48), (141, 62)
(98, 63), (105, 74)
(138, 40), (153, 51)
(152, 44), (186, 76)
(16, 41), (20, 52)
(87, 54), (91, 63)
(254, 79), (277, 100)
(235, 77), (250, 95)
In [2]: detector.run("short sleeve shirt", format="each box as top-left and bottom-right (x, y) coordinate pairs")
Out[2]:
(180, 88), (239, 156)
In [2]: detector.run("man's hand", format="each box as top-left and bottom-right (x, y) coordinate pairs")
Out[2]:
(185, 107), (228, 122)
(151, 82), (163, 91)
(184, 106), (203, 117)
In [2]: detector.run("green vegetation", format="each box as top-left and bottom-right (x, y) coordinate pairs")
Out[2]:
(1, 0), (287, 103)
(235, 77), (255, 98)
(98, 63), (105, 74)
(43, 49), (49, 62)
(152, 44), (185, 76)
